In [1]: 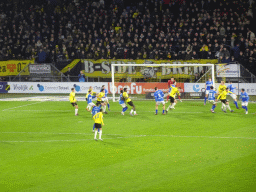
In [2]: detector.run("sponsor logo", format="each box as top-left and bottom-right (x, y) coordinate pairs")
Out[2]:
(193, 84), (200, 92)
(73, 84), (81, 92)
(12, 84), (28, 91)
(37, 84), (44, 92)
(141, 67), (156, 78)
(29, 85), (33, 90)
(0, 85), (3, 89)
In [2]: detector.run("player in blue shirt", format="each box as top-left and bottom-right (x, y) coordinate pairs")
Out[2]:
(207, 86), (217, 113)
(102, 85), (110, 111)
(119, 90), (128, 115)
(154, 87), (165, 115)
(204, 78), (213, 105)
(240, 88), (249, 114)
(227, 81), (239, 109)
(86, 90), (96, 112)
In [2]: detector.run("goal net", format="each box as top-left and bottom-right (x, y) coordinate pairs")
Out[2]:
(111, 63), (215, 102)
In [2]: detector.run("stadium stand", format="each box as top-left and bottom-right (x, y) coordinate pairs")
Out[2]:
(0, 0), (255, 75)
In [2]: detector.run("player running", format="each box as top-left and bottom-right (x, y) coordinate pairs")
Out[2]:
(86, 90), (96, 112)
(208, 86), (217, 113)
(123, 87), (137, 116)
(154, 87), (165, 115)
(240, 88), (249, 114)
(204, 78), (213, 105)
(102, 85), (110, 111)
(218, 81), (227, 111)
(69, 88), (79, 116)
(97, 89), (107, 114)
(217, 87), (234, 113)
(119, 90), (128, 115)
(166, 85), (181, 114)
(227, 81), (239, 109)
(93, 109), (104, 141)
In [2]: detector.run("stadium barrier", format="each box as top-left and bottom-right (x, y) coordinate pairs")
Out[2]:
(1, 82), (256, 96)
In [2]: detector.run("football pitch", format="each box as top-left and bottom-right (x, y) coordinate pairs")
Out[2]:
(0, 99), (255, 191)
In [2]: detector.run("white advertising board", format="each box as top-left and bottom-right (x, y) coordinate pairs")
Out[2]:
(184, 83), (256, 95)
(7, 82), (108, 94)
(216, 64), (240, 77)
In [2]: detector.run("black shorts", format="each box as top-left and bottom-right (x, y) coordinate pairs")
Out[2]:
(221, 99), (227, 104)
(71, 102), (77, 107)
(127, 101), (134, 107)
(169, 96), (175, 103)
(95, 123), (102, 128)
(96, 101), (104, 106)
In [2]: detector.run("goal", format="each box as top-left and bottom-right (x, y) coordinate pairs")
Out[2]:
(111, 63), (215, 102)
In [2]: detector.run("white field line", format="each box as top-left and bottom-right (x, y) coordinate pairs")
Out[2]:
(1, 109), (204, 113)
(0, 132), (255, 143)
(2, 102), (44, 111)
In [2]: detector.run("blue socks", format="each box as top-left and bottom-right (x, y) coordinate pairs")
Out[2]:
(156, 109), (158, 114)
(162, 110), (165, 114)
(93, 124), (95, 130)
(204, 97), (207, 104)
(107, 103), (110, 109)
(242, 106), (248, 111)
(234, 101), (238, 108)
(123, 107), (128, 112)
(212, 105), (216, 110)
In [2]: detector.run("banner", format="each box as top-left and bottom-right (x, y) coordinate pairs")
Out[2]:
(82, 59), (218, 79)
(7, 82), (108, 94)
(30, 64), (51, 73)
(0, 82), (8, 93)
(0, 60), (34, 76)
(216, 64), (240, 77)
(108, 82), (184, 94)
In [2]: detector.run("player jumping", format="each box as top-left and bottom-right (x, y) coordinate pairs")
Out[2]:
(102, 85), (110, 111)
(86, 90), (96, 112)
(154, 87), (165, 115)
(69, 88), (79, 116)
(97, 89), (107, 114)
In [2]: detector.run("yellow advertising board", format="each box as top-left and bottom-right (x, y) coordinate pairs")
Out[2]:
(0, 60), (34, 76)
(82, 59), (218, 79)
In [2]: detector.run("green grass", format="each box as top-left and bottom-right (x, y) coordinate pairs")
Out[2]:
(0, 100), (256, 192)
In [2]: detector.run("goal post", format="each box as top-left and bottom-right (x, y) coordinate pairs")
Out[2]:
(111, 63), (215, 102)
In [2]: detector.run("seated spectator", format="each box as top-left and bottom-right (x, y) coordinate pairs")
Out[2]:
(191, 51), (199, 60)
(222, 56), (231, 64)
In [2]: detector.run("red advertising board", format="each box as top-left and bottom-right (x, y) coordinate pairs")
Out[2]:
(108, 82), (184, 94)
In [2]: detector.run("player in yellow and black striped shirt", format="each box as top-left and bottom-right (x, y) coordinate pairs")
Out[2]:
(93, 109), (104, 141)
(123, 87), (137, 116)
(69, 88), (79, 115)
(166, 86), (181, 114)
(217, 88), (234, 113)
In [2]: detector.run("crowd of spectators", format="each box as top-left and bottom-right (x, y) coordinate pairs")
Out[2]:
(0, 0), (255, 74)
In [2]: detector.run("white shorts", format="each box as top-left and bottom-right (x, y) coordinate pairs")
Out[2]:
(242, 102), (248, 106)
(87, 102), (95, 110)
(229, 93), (237, 100)
(120, 103), (127, 108)
(208, 100), (216, 105)
(156, 101), (165, 106)
(205, 90), (210, 95)
(102, 97), (108, 102)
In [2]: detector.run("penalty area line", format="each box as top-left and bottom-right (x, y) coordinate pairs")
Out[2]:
(2, 101), (45, 111)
